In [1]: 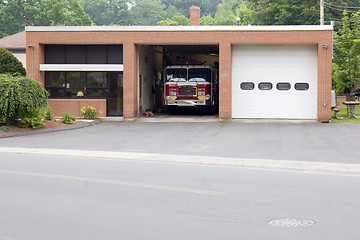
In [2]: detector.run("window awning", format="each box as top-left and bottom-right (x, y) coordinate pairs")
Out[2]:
(39, 64), (123, 72)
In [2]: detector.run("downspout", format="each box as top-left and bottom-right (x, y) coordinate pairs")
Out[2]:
(323, 44), (328, 107)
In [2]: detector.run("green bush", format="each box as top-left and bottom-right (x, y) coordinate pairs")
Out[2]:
(0, 47), (26, 76)
(17, 109), (45, 129)
(44, 106), (55, 120)
(61, 112), (76, 124)
(0, 74), (49, 126)
(0, 126), (10, 132)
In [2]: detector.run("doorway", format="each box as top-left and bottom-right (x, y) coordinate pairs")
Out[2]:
(107, 72), (123, 116)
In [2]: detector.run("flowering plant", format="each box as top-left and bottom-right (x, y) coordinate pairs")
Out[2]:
(81, 106), (98, 119)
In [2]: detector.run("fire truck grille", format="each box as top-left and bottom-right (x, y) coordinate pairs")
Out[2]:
(178, 86), (197, 97)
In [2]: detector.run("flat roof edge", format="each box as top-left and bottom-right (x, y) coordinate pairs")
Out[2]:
(25, 25), (333, 32)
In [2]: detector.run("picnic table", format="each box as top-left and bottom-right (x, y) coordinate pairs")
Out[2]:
(342, 101), (360, 118)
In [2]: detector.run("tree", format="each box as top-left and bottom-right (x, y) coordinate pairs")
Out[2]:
(157, 15), (190, 26)
(0, 74), (49, 126)
(25, 0), (93, 26)
(199, 0), (248, 26)
(0, 0), (27, 38)
(245, 0), (318, 25)
(79, 0), (133, 26)
(130, 0), (165, 26)
(0, 0), (92, 38)
(0, 47), (26, 76)
(161, 0), (221, 17)
(332, 11), (360, 95)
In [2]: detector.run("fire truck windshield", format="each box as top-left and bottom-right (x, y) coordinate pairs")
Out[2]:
(189, 68), (211, 82)
(166, 69), (187, 82)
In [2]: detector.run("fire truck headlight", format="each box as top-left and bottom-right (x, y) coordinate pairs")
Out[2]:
(206, 94), (211, 100)
(198, 91), (205, 96)
(169, 91), (176, 96)
(166, 96), (172, 100)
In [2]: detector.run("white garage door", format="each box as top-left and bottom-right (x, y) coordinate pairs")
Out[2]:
(232, 44), (318, 119)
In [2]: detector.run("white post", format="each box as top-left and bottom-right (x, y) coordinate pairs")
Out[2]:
(320, 0), (324, 25)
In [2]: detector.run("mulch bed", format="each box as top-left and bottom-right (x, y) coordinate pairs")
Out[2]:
(0, 119), (89, 134)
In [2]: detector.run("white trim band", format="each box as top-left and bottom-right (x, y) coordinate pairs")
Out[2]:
(39, 64), (123, 72)
(26, 25), (333, 32)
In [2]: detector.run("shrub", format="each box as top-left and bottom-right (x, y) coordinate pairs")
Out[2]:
(17, 109), (45, 129)
(0, 126), (10, 132)
(44, 106), (55, 120)
(61, 112), (76, 124)
(0, 47), (26, 76)
(80, 106), (97, 119)
(0, 74), (49, 126)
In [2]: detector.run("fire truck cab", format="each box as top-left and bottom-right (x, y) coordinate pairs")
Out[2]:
(162, 65), (217, 113)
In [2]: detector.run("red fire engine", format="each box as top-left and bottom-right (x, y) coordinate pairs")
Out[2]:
(162, 64), (218, 113)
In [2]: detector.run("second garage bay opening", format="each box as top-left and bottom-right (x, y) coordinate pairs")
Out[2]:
(138, 45), (219, 117)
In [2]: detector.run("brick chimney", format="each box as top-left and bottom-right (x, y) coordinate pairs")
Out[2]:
(190, 6), (200, 26)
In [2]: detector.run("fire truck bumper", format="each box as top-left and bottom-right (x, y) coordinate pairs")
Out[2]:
(166, 100), (207, 106)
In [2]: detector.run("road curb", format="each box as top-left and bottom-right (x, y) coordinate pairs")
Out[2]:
(0, 119), (102, 139)
(1, 147), (360, 176)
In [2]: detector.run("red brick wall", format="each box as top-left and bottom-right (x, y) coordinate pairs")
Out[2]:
(26, 28), (333, 121)
(48, 99), (107, 118)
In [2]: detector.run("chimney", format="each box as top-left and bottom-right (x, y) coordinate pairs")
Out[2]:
(190, 6), (200, 26)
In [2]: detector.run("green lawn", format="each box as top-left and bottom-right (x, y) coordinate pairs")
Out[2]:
(331, 107), (360, 123)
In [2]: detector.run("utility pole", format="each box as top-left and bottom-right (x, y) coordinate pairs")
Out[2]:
(320, 0), (324, 25)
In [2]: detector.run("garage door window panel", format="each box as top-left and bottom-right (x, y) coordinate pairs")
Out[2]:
(258, 82), (273, 90)
(240, 82), (255, 90)
(276, 82), (291, 91)
(295, 83), (309, 91)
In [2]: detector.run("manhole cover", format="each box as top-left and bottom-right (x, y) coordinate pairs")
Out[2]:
(269, 218), (315, 227)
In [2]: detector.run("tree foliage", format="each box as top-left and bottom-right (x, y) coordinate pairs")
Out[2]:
(0, 47), (26, 76)
(131, 0), (165, 26)
(245, 0), (318, 25)
(79, 0), (133, 26)
(332, 11), (360, 95)
(158, 15), (190, 26)
(0, 0), (93, 38)
(0, 74), (49, 126)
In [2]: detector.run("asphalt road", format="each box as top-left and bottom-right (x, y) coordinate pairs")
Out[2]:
(0, 152), (360, 240)
(1, 122), (360, 240)
(0, 122), (359, 163)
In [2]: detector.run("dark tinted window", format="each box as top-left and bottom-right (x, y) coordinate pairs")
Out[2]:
(45, 45), (66, 64)
(87, 72), (107, 88)
(276, 82), (291, 91)
(66, 46), (86, 64)
(88, 46), (107, 64)
(45, 72), (65, 87)
(258, 82), (273, 90)
(46, 88), (65, 97)
(45, 71), (109, 99)
(240, 82), (255, 90)
(45, 45), (123, 64)
(108, 45), (123, 64)
(295, 83), (309, 91)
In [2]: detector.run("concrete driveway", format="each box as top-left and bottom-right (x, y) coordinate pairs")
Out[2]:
(0, 121), (358, 166)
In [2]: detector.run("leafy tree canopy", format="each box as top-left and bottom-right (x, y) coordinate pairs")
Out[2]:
(0, 47), (26, 76)
(158, 15), (190, 26)
(332, 11), (360, 95)
(79, 0), (133, 26)
(0, 0), (93, 38)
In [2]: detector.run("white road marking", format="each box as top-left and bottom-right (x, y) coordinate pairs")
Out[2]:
(0, 169), (227, 196)
(0, 147), (360, 175)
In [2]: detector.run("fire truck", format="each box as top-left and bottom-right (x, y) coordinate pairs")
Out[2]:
(162, 64), (218, 113)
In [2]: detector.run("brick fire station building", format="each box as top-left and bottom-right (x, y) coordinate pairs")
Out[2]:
(25, 7), (333, 121)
